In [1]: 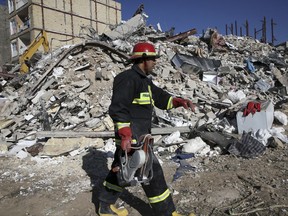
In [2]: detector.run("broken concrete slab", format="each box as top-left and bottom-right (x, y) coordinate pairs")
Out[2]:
(39, 137), (104, 156)
(0, 119), (15, 130)
(103, 14), (146, 40)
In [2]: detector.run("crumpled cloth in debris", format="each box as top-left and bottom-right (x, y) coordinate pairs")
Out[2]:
(245, 58), (256, 73)
(269, 127), (288, 143)
(252, 129), (272, 146)
(254, 79), (271, 92)
(228, 131), (266, 158)
(274, 111), (288, 125)
(173, 159), (196, 182)
(172, 153), (194, 160)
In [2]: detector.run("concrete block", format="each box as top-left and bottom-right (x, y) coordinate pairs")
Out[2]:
(103, 116), (114, 130)
(236, 101), (274, 134)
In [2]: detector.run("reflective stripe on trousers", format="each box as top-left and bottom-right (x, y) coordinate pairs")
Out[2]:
(148, 188), (170, 204)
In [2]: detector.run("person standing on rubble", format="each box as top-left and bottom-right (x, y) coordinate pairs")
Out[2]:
(98, 42), (196, 216)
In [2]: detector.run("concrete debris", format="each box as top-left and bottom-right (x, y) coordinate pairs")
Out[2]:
(103, 14), (146, 40)
(274, 110), (288, 125)
(268, 136), (285, 148)
(0, 13), (287, 160)
(40, 137), (104, 156)
(182, 137), (209, 155)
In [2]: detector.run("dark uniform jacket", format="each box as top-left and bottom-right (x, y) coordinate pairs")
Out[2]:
(109, 64), (173, 141)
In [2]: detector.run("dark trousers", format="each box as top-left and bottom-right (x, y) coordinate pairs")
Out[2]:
(98, 147), (176, 216)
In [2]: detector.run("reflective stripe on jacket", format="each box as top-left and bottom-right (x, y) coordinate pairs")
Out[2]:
(109, 65), (173, 139)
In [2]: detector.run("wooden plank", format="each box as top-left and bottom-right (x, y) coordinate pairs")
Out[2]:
(37, 131), (114, 138)
(36, 126), (192, 138)
(166, 28), (197, 42)
(152, 126), (191, 134)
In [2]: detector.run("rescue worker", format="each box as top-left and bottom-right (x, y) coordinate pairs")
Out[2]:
(98, 42), (196, 216)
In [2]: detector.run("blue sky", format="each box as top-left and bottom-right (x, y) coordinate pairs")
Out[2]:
(1, 0), (286, 44)
(118, 0), (288, 45)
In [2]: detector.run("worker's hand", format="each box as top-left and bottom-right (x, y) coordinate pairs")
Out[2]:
(118, 127), (132, 153)
(172, 97), (196, 112)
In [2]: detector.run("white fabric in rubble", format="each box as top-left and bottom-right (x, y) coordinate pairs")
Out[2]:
(100, 138), (116, 158)
(274, 111), (288, 125)
(252, 129), (272, 146)
(182, 137), (210, 156)
(52, 67), (64, 78)
(163, 131), (183, 144)
(269, 127), (288, 143)
(227, 90), (246, 103)
(101, 138), (116, 156)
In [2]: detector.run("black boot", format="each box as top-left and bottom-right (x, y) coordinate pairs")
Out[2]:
(98, 201), (128, 216)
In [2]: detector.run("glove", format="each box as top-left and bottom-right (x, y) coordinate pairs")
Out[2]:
(118, 127), (132, 153)
(243, 102), (261, 116)
(172, 97), (195, 111)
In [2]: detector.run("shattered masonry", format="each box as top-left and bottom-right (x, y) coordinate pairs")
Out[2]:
(0, 13), (288, 158)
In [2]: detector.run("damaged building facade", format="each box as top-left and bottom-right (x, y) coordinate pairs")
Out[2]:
(6, 0), (121, 63)
(0, 4), (10, 66)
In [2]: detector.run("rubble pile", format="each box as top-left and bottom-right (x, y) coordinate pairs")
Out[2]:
(0, 14), (288, 159)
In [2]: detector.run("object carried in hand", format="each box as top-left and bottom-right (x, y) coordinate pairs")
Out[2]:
(117, 134), (154, 187)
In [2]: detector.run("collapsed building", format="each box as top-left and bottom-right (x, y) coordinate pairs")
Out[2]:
(0, 12), (287, 160)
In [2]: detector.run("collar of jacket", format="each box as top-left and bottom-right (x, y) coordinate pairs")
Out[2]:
(132, 64), (147, 78)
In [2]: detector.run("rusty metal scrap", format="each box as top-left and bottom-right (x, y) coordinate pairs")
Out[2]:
(0, 72), (16, 79)
(166, 28), (197, 42)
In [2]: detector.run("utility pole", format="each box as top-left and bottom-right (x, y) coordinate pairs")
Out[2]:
(254, 27), (262, 40)
(240, 27), (243, 36)
(225, 24), (228, 35)
(261, 16), (267, 43)
(230, 23), (234, 34)
(244, 20), (249, 36)
(271, 18), (277, 45)
(235, 20), (238, 35)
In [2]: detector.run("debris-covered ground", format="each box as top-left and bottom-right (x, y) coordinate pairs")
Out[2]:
(0, 143), (287, 216)
(0, 13), (288, 216)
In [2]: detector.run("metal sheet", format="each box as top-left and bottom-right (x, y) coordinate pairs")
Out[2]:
(171, 53), (221, 73)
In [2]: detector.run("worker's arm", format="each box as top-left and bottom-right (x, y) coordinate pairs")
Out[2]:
(108, 71), (135, 123)
(149, 81), (173, 110)
(150, 80), (195, 111)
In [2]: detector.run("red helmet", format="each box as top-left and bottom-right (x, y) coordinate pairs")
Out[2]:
(130, 42), (159, 60)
